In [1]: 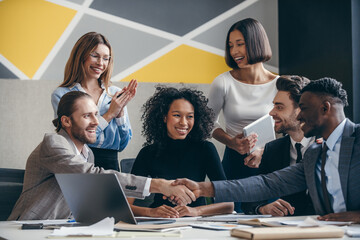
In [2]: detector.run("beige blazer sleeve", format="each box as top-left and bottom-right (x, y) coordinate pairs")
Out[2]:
(43, 130), (147, 198)
(8, 130), (147, 220)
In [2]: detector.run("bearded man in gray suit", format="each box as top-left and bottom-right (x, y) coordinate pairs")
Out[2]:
(9, 91), (195, 220)
(173, 77), (360, 223)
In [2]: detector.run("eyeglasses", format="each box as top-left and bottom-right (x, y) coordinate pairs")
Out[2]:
(89, 52), (111, 62)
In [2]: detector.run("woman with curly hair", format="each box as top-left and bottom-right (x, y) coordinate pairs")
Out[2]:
(128, 86), (234, 218)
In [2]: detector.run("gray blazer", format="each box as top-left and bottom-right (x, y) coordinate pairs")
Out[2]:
(213, 119), (360, 215)
(8, 129), (148, 220)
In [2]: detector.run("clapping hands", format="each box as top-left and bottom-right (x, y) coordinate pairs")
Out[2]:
(103, 79), (138, 121)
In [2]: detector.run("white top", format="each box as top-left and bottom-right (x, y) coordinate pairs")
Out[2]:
(208, 71), (279, 137)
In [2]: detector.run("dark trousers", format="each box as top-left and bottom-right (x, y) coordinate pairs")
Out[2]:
(222, 147), (259, 213)
(89, 147), (119, 171)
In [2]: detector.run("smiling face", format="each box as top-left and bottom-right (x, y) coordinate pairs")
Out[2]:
(66, 97), (99, 147)
(228, 30), (248, 67)
(269, 91), (300, 134)
(297, 91), (325, 138)
(164, 99), (195, 140)
(83, 44), (110, 81)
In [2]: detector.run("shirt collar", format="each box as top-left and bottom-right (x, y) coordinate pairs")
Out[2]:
(325, 119), (346, 151)
(59, 129), (90, 161)
(289, 135), (314, 149)
(71, 140), (89, 160)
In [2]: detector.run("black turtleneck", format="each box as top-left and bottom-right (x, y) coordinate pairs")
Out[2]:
(131, 137), (226, 208)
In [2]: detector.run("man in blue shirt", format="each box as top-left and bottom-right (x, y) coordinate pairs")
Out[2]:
(173, 77), (360, 223)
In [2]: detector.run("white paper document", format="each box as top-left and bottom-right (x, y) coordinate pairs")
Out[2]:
(198, 214), (271, 222)
(49, 217), (114, 237)
(191, 223), (251, 231)
(344, 226), (360, 237)
(280, 217), (352, 227)
(15, 219), (71, 225)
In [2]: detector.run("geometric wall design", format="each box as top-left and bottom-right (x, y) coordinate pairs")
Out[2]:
(0, 0), (278, 83)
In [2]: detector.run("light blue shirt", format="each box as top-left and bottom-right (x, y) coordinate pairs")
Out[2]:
(51, 83), (132, 151)
(316, 119), (347, 213)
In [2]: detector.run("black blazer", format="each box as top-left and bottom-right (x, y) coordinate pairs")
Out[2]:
(241, 135), (314, 215)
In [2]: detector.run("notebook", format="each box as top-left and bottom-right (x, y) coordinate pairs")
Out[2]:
(55, 173), (176, 225)
(243, 114), (276, 152)
(231, 226), (344, 239)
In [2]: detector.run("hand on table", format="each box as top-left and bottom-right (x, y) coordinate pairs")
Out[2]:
(149, 205), (179, 218)
(258, 199), (295, 216)
(318, 211), (360, 223)
(174, 206), (199, 217)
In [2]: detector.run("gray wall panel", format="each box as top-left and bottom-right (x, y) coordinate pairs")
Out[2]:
(0, 80), (224, 169)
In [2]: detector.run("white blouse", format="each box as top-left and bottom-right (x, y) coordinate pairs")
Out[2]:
(208, 71), (278, 137)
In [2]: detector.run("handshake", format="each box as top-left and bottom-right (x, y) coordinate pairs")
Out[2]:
(151, 178), (215, 206)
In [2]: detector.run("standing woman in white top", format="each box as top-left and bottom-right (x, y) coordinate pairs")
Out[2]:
(208, 18), (278, 212)
(51, 32), (137, 171)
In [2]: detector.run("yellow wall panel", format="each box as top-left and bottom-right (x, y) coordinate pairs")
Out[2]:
(122, 45), (230, 84)
(0, 0), (76, 78)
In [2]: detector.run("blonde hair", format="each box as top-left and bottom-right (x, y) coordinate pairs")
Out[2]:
(60, 32), (114, 94)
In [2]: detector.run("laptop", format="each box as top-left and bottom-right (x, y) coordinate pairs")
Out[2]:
(55, 173), (176, 225)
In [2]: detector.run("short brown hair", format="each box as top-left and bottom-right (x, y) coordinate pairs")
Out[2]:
(225, 18), (272, 69)
(276, 75), (310, 107)
(61, 32), (114, 94)
(52, 91), (92, 132)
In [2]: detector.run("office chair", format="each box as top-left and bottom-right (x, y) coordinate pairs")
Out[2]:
(119, 158), (135, 173)
(119, 158), (154, 207)
(0, 168), (25, 220)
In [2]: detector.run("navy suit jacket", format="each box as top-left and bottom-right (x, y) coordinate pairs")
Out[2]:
(241, 135), (314, 215)
(213, 119), (360, 215)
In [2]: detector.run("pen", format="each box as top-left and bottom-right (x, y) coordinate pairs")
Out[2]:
(107, 92), (124, 104)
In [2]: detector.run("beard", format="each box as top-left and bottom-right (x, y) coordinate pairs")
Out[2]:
(275, 113), (300, 135)
(70, 119), (96, 145)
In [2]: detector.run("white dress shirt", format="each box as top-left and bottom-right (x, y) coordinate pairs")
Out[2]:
(289, 136), (315, 165)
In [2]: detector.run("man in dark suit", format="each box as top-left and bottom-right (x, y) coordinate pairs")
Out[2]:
(173, 77), (360, 223)
(242, 75), (315, 216)
(9, 91), (195, 220)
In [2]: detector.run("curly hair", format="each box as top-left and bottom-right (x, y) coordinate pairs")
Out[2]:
(141, 86), (214, 147)
(301, 77), (348, 107)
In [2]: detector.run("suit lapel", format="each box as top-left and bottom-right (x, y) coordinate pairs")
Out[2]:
(338, 119), (355, 205)
(304, 143), (325, 214)
(58, 129), (78, 154)
(283, 135), (291, 167)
